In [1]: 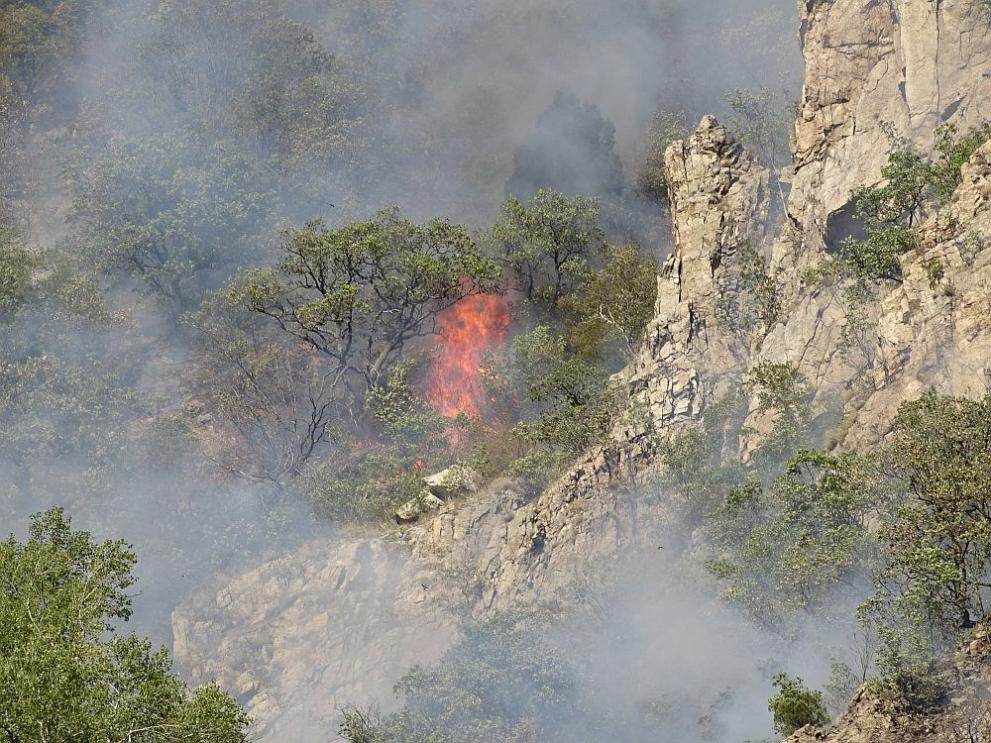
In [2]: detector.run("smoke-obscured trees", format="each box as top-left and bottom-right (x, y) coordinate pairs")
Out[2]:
(339, 613), (588, 743)
(188, 210), (498, 488)
(150, 0), (369, 171)
(706, 450), (881, 624)
(67, 132), (274, 312)
(0, 508), (250, 742)
(505, 90), (624, 203)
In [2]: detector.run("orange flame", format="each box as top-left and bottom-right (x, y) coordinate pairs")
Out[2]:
(428, 294), (510, 417)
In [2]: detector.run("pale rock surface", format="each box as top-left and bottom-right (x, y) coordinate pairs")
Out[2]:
(458, 115), (772, 613)
(841, 140), (991, 447)
(172, 538), (458, 740)
(790, 0), (991, 242)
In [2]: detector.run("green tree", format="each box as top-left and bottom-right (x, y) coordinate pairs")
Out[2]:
(707, 450), (879, 623)
(724, 87), (792, 171)
(489, 326), (615, 484)
(149, 0), (368, 170)
(0, 508), (249, 742)
(68, 131), (272, 310)
(340, 614), (578, 743)
(0, 0), (97, 104)
(0, 228), (39, 318)
(767, 673), (829, 736)
(493, 190), (604, 311)
(832, 123), (990, 284)
(716, 242), (782, 340)
(745, 361), (813, 465)
(561, 243), (658, 362)
(869, 391), (991, 674)
(228, 209), (500, 408)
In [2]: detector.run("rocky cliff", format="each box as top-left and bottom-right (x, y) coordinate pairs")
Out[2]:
(172, 1), (991, 737)
(787, 621), (991, 743)
(790, 0), (991, 244)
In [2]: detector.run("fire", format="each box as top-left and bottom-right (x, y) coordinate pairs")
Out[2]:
(428, 294), (510, 417)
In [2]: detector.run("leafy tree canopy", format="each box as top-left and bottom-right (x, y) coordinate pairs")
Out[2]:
(227, 208), (500, 402)
(493, 189), (604, 311)
(767, 673), (829, 736)
(0, 508), (249, 742)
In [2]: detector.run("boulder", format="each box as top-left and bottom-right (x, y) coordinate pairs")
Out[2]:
(423, 465), (480, 500)
(395, 490), (445, 524)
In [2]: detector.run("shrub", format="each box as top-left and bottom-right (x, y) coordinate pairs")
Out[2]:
(493, 190), (604, 312)
(636, 107), (689, 203)
(706, 450), (879, 623)
(768, 673), (829, 736)
(825, 123), (991, 285)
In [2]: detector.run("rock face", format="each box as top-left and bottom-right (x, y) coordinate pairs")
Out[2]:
(841, 139), (991, 445)
(791, 0), (991, 241)
(172, 538), (459, 740)
(172, 2), (991, 738)
(787, 621), (991, 743)
(457, 115), (772, 613)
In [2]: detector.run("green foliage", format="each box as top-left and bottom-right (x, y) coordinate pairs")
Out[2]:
(149, 0), (368, 170)
(867, 391), (991, 672)
(823, 661), (861, 717)
(303, 450), (429, 523)
(828, 123), (991, 285)
(707, 450), (879, 623)
(299, 368), (452, 523)
(745, 361), (813, 464)
(0, 353), (132, 468)
(0, 228), (39, 318)
(636, 107), (689, 203)
(493, 190), (605, 311)
(367, 363), (447, 452)
(68, 131), (273, 310)
(656, 394), (748, 519)
(925, 257), (945, 288)
(0, 508), (249, 741)
(716, 242), (782, 339)
(767, 673), (829, 736)
(560, 243), (658, 361)
(490, 326), (615, 485)
(0, 0), (96, 103)
(724, 87), (793, 173)
(231, 209), (500, 397)
(340, 613), (579, 743)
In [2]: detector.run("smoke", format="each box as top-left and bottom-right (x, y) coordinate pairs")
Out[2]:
(2, 0), (811, 738)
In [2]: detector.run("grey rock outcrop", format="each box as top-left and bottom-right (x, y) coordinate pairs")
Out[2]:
(172, 538), (459, 740)
(840, 139), (991, 447)
(452, 115), (772, 614)
(790, 0), (991, 246)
